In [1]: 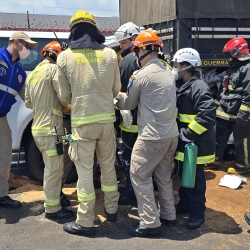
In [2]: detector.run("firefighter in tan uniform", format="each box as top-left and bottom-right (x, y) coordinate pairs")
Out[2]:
(116, 30), (179, 237)
(25, 41), (74, 219)
(57, 10), (121, 236)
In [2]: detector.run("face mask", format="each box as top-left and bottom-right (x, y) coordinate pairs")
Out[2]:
(172, 64), (193, 80)
(172, 67), (181, 80)
(18, 43), (31, 59)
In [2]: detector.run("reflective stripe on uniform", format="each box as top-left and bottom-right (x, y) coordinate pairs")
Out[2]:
(32, 126), (51, 134)
(216, 110), (237, 120)
(0, 84), (18, 96)
(228, 84), (243, 92)
(46, 150), (58, 157)
(178, 113), (197, 123)
(71, 112), (115, 125)
(214, 99), (220, 106)
(27, 71), (42, 85)
(78, 192), (96, 202)
(119, 122), (138, 133)
(101, 184), (118, 192)
(175, 151), (215, 164)
(240, 104), (250, 113)
(53, 109), (63, 116)
(44, 198), (60, 207)
(188, 120), (207, 135)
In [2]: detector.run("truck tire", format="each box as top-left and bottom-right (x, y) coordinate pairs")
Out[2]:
(25, 137), (78, 184)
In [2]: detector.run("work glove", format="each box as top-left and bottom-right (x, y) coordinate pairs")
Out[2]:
(180, 128), (190, 142)
(237, 118), (248, 126)
(120, 110), (133, 129)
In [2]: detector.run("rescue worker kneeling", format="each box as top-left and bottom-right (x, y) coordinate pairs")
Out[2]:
(173, 48), (216, 229)
(116, 30), (179, 237)
(57, 10), (121, 236)
(25, 41), (74, 219)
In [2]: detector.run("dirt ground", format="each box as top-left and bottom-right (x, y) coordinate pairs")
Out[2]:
(8, 162), (250, 232)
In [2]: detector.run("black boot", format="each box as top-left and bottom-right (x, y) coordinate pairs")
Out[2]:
(127, 224), (161, 237)
(45, 208), (74, 219)
(63, 221), (95, 236)
(0, 196), (21, 208)
(160, 217), (176, 226)
(105, 209), (118, 222)
(60, 192), (70, 207)
(186, 217), (205, 229)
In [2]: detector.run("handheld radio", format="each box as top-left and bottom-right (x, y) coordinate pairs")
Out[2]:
(54, 126), (64, 155)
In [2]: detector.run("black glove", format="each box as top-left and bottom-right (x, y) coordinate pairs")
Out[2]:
(237, 118), (248, 126)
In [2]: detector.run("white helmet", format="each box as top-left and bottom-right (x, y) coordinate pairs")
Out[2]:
(172, 48), (201, 67)
(114, 22), (140, 42)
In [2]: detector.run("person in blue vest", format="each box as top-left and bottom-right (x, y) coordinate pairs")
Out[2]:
(0, 31), (37, 208)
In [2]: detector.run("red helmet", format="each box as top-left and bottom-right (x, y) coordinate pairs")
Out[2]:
(222, 37), (249, 58)
(40, 41), (62, 57)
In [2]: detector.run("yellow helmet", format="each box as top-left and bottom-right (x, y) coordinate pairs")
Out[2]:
(70, 9), (96, 30)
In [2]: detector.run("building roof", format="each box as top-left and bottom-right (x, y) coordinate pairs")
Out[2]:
(0, 12), (120, 34)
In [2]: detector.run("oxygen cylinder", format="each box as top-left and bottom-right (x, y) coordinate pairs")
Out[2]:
(181, 141), (198, 188)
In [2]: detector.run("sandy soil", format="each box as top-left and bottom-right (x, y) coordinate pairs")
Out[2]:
(8, 163), (250, 230)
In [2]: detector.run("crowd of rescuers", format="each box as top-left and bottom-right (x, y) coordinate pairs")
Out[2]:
(0, 9), (250, 238)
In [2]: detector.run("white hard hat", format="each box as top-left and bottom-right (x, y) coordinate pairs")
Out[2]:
(114, 22), (140, 42)
(172, 48), (201, 67)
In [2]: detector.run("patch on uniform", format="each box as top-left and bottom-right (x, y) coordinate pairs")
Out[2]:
(128, 79), (133, 88)
(0, 61), (8, 68)
(18, 74), (23, 83)
(127, 75), (136, 89)
(0, 67), (6, 76)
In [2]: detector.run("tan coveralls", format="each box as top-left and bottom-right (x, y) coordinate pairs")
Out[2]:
(116, 58), (179, 228)
(25, 59), (64, 213)
(57, 47), (121, 227)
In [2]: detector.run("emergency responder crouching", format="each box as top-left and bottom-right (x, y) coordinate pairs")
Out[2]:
(57, 10), (121, 236)
(116, 30), (179, 237)
(25, 41), (74, 219)
(113, 22), (140, 206)
(0, 31), (37, 208)
(211, 38), (250, 174)
(173, 48), (216, 229)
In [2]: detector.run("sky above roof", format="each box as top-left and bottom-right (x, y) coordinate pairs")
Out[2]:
(1, 0), (119, 17)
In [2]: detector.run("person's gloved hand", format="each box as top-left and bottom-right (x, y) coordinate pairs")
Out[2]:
(180, 128), (190, 142)
(237, 118), (248, 126)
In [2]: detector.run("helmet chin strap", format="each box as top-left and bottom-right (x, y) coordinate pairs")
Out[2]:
(179, 64), (193, 72)
(137, 50), (153, 63)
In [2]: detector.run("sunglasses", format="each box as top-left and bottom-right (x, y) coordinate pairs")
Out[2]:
(18, 40), (31, 50)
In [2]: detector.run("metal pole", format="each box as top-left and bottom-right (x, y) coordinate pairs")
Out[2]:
(27, 11), (31, 30)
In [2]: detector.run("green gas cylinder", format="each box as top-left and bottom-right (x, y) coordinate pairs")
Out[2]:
(181, 141), (198, 188)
